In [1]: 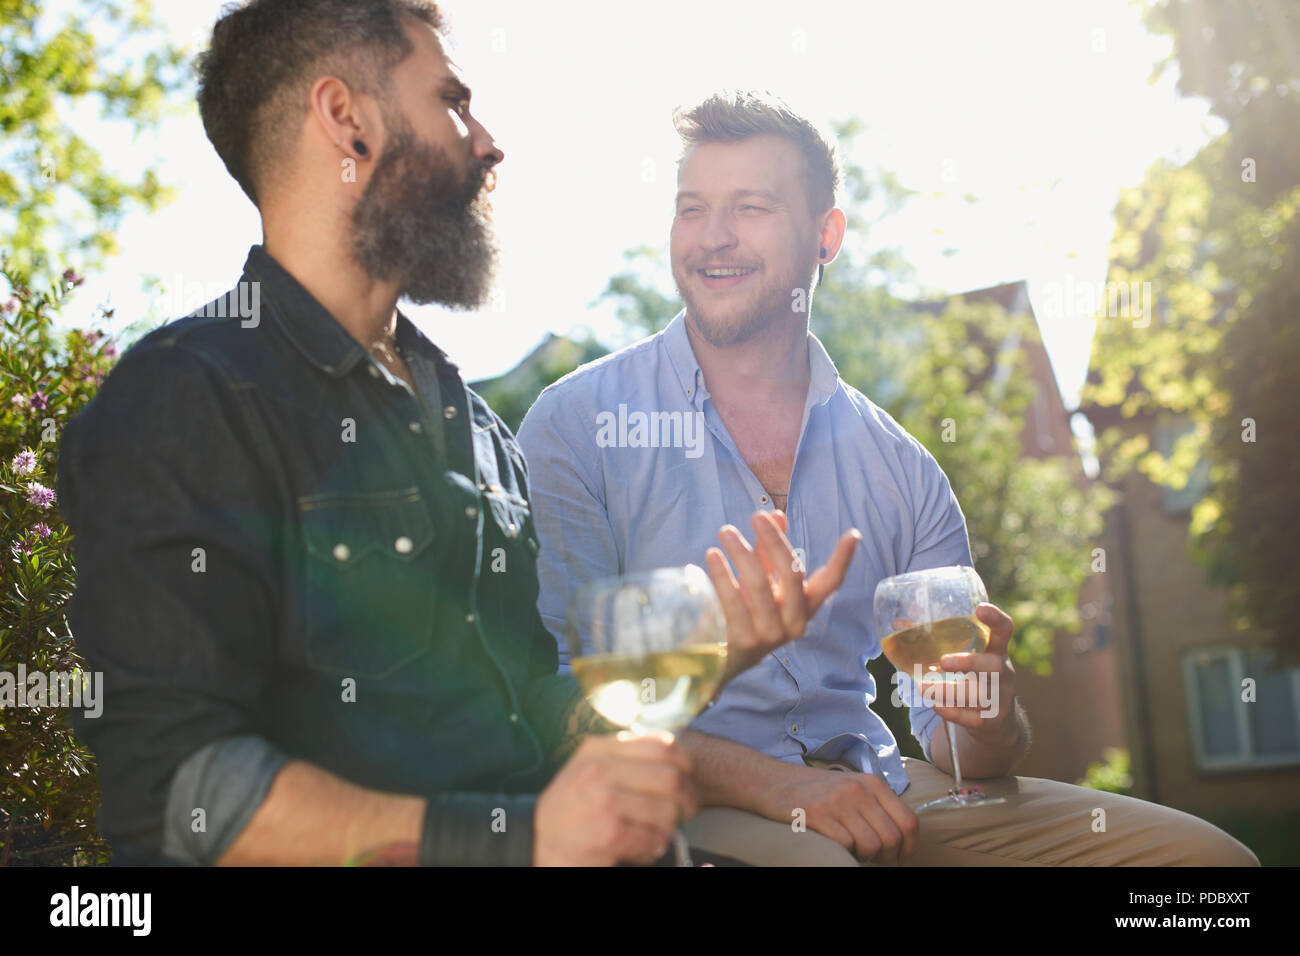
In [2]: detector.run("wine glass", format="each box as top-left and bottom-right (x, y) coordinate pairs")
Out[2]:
(567, 565), (728, 866)
(873, 565), (1007, 812)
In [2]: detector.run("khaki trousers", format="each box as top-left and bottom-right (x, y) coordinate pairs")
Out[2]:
(681, 757), (1260, 866)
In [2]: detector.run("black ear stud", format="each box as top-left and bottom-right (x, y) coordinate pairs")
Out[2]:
(353, 140), (368, 157)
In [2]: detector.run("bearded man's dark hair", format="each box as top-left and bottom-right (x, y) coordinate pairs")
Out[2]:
(196, 0), (444, 207)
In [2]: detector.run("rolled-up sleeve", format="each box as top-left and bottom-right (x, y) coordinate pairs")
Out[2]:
(162, 735), (290, 865)
(59, 342), (283, 864)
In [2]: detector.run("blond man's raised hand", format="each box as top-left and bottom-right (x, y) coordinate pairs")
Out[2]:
(705, 510), (860, 682)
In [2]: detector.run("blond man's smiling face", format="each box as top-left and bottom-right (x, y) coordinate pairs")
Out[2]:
(670, 134), (822, 347)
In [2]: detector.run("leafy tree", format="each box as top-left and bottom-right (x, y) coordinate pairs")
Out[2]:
(1190, 218), (1300, 660)
(473, 332), (608, 433)
(1144, 0), (1300, 206)
(1083, 0), (1300, 661)
(600, 246), (680, 339)
(0, 0), (186, 282)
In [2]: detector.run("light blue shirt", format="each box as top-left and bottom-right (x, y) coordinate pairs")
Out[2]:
(517, 310), (973, 793)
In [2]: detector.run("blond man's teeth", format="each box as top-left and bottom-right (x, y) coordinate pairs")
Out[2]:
(704, 268), (754, 277)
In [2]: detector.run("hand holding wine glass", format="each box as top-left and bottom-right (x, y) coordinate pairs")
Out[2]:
(567, 564), (728, 866)
(926, 601), (1020, 754)
(533, 731), (696, 867)
(874, 566), (1015, 811)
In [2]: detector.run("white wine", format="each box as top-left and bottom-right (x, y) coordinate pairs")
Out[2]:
(881, 615), (990, 678)
(572, 644), (729, 733)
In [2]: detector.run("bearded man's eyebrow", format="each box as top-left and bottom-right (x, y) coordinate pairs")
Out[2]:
(439, 77), (472, 100)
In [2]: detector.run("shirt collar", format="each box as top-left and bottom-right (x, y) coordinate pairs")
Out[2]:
(663, 310), (705, 403)
(662, 308), (841, 407)
(244, 244), (419, 379)
(806, 326), (841, 405)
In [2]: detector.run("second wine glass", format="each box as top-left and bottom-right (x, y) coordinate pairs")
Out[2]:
(874, 565), (1007, 812)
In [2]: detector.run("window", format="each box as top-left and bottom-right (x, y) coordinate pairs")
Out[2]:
(1182, 646), (1300, 771)
(1154, 416), (1210, 514)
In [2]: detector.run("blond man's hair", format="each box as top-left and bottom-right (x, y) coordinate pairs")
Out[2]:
(672, 90), (841, 215)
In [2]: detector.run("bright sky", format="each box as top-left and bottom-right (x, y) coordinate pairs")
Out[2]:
(59, 0), (1216, 410)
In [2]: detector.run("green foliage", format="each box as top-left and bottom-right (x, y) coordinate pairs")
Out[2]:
(0, 260), (117, 865)
(1077, 747), (1133, 795)
(1144, 0), (1300, 207)
(0, 0), (186, 282)
(599, 246), (681, 339)
(0, 0), (181, 863)
(474, 333), (609, 433)
(1190, 219), (1300, 665)
(1085, 0), (1300, 660)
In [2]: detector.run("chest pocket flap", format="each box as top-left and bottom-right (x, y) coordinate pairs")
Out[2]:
(301, 487), (435, 566)
(296, 487), (437, 678)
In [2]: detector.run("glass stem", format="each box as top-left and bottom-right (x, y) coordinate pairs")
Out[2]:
(636, 724), (693, 866)
(672, 828), (693, 867)
(946, 721), (963, 790)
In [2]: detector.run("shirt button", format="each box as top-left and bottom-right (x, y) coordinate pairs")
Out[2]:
(783, 657), (791, 666)
(791, 724), (799, 734)
(759, 494), (770, 504)
(394, 536), (413, 554)
(465, 612), (477, 624)
(367, 366), (380, 379)
(444, 405), (458, 420)
(332, 543), (350, 562)
(506, 522), (518, 538)
(409, 421), (422, 434)
(508, 712), (519, 724)
(465, 504), (478, 520)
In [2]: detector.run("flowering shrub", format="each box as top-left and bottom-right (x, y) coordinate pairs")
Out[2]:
(0, 261), (119, 865)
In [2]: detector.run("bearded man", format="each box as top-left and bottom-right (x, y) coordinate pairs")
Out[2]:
(57, 3), (857, 867)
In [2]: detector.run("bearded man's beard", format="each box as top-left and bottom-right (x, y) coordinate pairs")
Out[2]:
(350, 120), (498, 309)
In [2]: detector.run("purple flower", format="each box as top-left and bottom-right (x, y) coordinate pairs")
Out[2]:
(11, 539), (31, 558)
(62, 268), (83, 287)
(11, 450), (38, 475)
(102, 341), (118, 359)
(11, 394), (27, 408)
(29, 391), (47, 412)
(33, 522), (52, 538)
(26, 482), (56, 509)
(1, 298), (17, 315)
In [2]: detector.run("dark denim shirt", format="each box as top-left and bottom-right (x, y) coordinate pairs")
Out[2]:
(59, 245), (582, 865)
